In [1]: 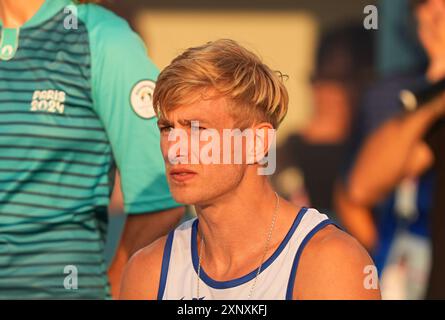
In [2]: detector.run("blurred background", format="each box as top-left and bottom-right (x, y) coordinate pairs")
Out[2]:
(104, 0), (438, 300)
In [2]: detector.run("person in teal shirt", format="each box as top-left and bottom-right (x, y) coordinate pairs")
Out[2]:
(0, 0), (184, 299)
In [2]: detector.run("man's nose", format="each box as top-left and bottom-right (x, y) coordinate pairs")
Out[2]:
(165, 129), (190, 164)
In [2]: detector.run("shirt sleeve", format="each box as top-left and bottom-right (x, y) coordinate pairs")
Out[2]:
(87, 9), (179, 214)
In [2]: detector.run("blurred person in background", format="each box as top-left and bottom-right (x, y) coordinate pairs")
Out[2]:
(274, 24), (375, 218)
(0, 0), (183, 299)
(336, 0), (445, 299)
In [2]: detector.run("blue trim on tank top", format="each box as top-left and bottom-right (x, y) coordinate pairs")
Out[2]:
(157, 230), (175, 300)
(190, 207), (309, 289)
(285, 219), (339, 300)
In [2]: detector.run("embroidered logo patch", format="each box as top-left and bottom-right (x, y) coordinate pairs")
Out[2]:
(130, 80), (156, 119)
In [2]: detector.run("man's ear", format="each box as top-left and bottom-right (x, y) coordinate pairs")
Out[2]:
(246, 123), (275, 164)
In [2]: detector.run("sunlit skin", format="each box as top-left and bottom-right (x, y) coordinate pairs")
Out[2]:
(120, 92), (381, 300)
(157, 95), (248, 206)
(416, 0), (445, 81)
(0, 0), (45, 28)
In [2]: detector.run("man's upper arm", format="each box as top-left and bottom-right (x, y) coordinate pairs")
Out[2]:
(119, 236), (167, 300)
(294, 226), (381, 300)
(85, 7), (180, 214)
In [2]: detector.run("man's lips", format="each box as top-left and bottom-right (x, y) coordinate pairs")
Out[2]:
(169, 168), (197, 183)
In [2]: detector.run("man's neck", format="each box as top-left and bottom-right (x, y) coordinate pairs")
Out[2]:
(195, 170), (298, 279)
(0, 0), (46, 28)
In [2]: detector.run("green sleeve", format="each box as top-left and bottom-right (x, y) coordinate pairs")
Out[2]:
(80, 5), (179, 214)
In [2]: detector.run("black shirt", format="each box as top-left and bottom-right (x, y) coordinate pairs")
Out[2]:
(425, 120), (445, 299)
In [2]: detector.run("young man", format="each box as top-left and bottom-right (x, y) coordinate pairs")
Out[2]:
(120, 39), (380, 300)
(0, 0), (183, 299)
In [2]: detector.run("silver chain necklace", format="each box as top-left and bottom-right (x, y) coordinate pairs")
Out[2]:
(196, 192), (280, 299)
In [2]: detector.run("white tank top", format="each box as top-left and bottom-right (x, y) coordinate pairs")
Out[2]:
(157, 207), (335, 300)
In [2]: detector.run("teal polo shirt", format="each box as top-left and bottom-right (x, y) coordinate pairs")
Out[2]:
(0, 0), (178, 299)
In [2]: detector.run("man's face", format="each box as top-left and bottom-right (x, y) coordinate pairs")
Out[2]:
(158, 95), (248, 206)
(309, 80), (352, 142)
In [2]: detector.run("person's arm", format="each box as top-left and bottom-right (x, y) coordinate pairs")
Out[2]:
(108, 206), (183, 299)
(294, 225), (381, 300)
(334, 182), (377, 252)
(108, 202), (184, 299)
(335, 96), (442, 251)
(107, 172), (184, 298)
(347, 95), (444, 207)
(119, 236), (167, 300)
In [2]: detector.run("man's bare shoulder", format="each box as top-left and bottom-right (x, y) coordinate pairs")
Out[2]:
(119, 235), (168, 300)
(294, 225), (381, 300)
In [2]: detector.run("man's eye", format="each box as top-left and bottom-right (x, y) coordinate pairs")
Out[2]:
(191, 126), (207, 131)
(159, 126), (173, 133)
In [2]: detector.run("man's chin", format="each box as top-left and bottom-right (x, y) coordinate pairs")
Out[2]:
(171, 191), (201, 206)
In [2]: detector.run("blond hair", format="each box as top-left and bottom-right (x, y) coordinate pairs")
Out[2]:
(153, 39), (289, 129)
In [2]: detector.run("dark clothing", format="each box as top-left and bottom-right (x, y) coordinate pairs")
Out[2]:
(276, 136), (348, 213)
(353, 73), (428, 156)
(425, 121), (445, 299)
